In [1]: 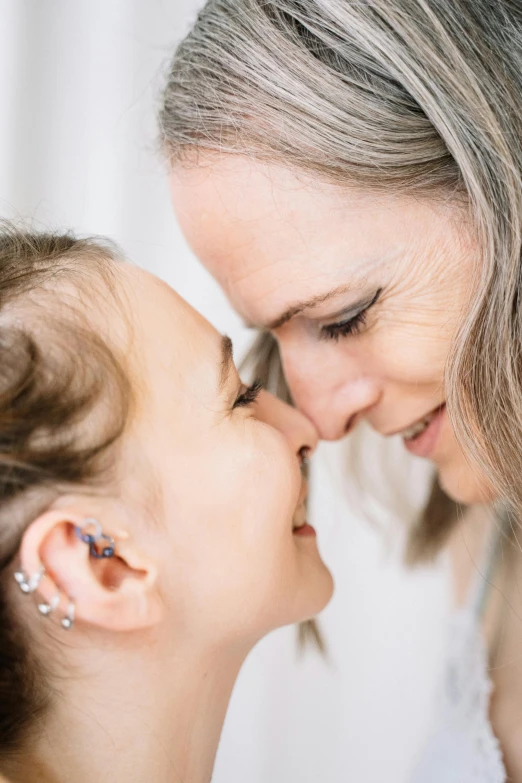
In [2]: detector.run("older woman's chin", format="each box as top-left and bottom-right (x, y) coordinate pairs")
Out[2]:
(437, 457), (497, 507)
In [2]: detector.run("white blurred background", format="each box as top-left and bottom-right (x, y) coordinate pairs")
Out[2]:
(0, 2), (450, 781)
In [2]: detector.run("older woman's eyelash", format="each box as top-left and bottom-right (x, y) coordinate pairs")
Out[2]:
(233, 379), (263, 408)
(321, 310), (368, 341)
(319, 289), (382, 343)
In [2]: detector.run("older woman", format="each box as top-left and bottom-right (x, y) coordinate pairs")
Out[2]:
(160, 1), (522, 780)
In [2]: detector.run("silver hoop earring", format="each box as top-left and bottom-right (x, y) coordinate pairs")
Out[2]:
(14, 565), (45, 594)
(38, 591), (61, 616)
(61, 600), (75, 631)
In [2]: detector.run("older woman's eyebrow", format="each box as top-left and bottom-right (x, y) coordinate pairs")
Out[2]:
(219, 335), (234, 391)
(256, 284), (367, 330)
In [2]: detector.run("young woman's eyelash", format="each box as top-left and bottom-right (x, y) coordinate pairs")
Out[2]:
(233, 379), (263, 408)
(319, 289), (382, 343)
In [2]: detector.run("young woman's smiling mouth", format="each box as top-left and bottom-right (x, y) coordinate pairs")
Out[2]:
(292, 504), (316, 537)
(292, 484), (317, 537)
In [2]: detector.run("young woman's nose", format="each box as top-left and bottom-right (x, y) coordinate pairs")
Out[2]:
(254, 391), (319, 460)
(280, 348), (381, 441)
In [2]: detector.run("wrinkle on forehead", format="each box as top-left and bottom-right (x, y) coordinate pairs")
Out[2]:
(171, 155), (466, 326)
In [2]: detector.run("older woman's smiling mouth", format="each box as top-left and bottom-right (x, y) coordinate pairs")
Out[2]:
(398, 404), (447, 458)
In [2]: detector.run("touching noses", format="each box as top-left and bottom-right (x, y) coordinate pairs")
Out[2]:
(281, 347), (381, 441)
(255, 391), (318, 463)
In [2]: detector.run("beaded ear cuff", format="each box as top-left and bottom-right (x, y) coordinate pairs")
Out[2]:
(14, 518), (116, 631)
(75, 518), (115, 559)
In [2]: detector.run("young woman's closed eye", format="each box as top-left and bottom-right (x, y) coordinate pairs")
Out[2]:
(233, 379), (263, 408)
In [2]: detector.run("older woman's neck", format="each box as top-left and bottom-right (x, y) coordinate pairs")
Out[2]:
(19, 636), (248, 783)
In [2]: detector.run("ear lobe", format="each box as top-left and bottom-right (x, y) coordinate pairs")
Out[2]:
(19, 510), (163, 632)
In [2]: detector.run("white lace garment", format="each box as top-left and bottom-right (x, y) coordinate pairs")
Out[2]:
(409, 529), (507, 782)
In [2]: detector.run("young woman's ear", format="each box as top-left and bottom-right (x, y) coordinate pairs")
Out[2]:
(18, 509), (163, 631)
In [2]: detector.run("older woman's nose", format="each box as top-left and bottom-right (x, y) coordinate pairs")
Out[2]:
(281, 351), (381, 441)
(254, 391), (319, 459)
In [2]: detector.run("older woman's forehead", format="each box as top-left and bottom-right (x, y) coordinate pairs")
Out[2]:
(172, 156), (355, 237)
(171, 157), (450, 274)
(171, 157), (472, 334)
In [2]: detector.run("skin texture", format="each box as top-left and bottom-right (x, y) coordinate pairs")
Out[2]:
(170, 156), (488, 506)
(14, 264), (332, 783)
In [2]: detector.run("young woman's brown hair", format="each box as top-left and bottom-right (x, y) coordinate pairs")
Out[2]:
(0, 224), (131, 757)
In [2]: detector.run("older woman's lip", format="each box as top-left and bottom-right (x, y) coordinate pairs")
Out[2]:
(403, 404), (446, 458)
(384, 402), (446, 439)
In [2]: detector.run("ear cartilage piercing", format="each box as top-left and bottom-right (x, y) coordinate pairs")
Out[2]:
(61, 600), (75, 630)
(14, 566), (75, 631)
(38, 591), (61, 616)
(14, 565), (45, 594)
(75, 518), (115, 559)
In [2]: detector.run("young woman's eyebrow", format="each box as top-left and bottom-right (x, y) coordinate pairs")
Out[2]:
(218, 335), (235, 392)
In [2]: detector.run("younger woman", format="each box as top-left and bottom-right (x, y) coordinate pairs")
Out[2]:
(0, 225), (333, 783)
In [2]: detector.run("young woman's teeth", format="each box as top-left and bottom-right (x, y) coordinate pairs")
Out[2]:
(402, 412), (435, 440)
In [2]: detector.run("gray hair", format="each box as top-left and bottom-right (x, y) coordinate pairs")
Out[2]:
(160, 0), (522, 558)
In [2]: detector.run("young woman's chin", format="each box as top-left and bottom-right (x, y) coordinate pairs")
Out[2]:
(282, 544), (334, 628)
(247, 549), (334, 642)
(189, 541), (333, 649)
(295, 552), (334, 623)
